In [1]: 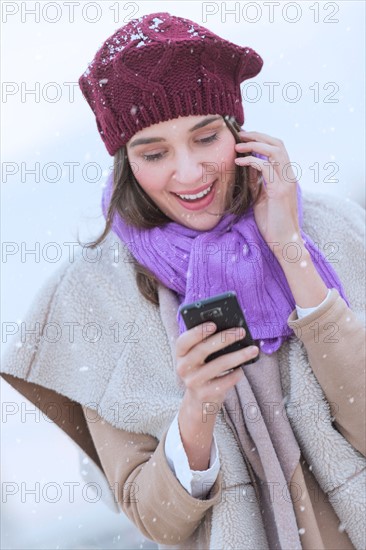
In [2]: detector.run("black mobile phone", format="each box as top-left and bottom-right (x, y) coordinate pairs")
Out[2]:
(178, 291), (260, 366)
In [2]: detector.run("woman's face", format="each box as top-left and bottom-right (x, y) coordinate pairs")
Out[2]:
(126, 114), (237, 230)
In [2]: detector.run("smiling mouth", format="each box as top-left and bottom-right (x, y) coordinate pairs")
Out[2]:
(173, 182), (214, 202)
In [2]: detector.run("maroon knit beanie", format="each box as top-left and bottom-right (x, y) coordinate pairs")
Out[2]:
(79, 12), (263, 156)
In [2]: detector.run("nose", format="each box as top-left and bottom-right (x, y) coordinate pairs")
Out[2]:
(172, 149), (203, 188)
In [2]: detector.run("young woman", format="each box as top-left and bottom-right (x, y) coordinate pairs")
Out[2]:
(2, 11), (365, 550)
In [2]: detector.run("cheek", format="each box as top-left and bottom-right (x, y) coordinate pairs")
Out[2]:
(212, 138), (236, 168)
(135, 169), (165, 197)
(127, 153), (164, 194)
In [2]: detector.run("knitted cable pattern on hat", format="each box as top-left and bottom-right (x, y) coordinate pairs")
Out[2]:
(79, 12), (263, 155)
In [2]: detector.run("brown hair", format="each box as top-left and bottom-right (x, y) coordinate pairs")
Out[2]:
(81, 115), (262, 306)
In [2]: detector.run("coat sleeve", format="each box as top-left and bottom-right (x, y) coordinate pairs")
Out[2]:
(287, 288), (366, 457)
(82, 406), (223, 546)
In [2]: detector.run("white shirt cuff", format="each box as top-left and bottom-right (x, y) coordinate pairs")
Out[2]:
(296, 288), (332, 319)
(164, 412), (220, 499)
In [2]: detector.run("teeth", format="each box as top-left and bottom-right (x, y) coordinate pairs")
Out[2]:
(176, 184), (213, 201)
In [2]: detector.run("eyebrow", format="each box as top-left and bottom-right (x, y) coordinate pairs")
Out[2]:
(128, 115), (223, 148)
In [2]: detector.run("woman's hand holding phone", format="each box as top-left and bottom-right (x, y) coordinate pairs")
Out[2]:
(176, 321), (258, 406)
(174, 322), (259, 470)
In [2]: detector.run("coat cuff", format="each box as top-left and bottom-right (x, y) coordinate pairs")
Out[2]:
(164, 412), (221, 499)
(287, 288), (341, 338)
(156, 427), (223, 509)
(295, 289), (332, 319)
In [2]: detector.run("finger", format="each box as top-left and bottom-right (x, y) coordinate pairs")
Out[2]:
(195, 327), (246, 365)
(235, 155), (279, 176)
(182, 326), (246, 370)
(195, 345), (259, 384)
(235, 155), (285, 193)
(176, 322), (217, 358)
(239, 130), (283, 147)
(235, 141), (276, 158)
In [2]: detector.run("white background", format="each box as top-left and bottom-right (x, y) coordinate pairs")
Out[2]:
(1, 1), (365, 548)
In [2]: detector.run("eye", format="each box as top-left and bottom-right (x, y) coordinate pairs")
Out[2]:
(198, 133), (219, 144)
(142, 152), (165, 163)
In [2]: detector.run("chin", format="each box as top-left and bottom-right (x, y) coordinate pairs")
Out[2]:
(179, 212), (223, 231)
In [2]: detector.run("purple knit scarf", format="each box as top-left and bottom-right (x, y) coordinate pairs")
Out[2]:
(101, 167), (349, 354)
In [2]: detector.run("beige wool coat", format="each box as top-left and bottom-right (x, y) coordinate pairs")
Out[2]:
(1, 190), (365, 549)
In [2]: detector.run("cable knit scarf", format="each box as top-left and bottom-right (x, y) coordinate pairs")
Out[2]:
(101, 166), (349, 354)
